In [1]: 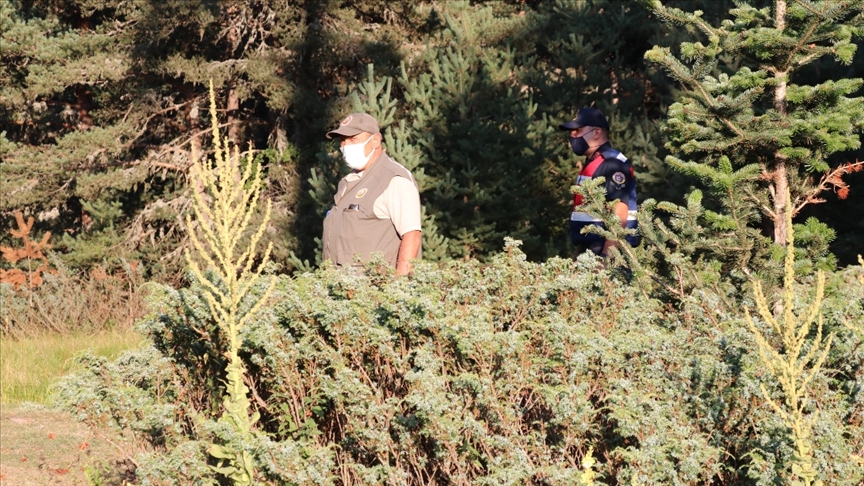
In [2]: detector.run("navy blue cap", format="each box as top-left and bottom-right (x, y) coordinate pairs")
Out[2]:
(559, 107), (610, 130)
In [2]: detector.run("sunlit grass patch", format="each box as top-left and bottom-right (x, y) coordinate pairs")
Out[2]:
(0, 329), (146, 406)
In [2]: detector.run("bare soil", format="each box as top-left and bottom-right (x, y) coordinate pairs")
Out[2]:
(0, 405), (133, 486)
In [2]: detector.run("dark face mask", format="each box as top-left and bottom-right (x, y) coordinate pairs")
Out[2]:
(569, 136), (589, 155)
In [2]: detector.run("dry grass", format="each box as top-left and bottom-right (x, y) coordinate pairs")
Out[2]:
(0, 329), (147, 405)
(1, 262), (149, 338)
(1, 209), (149, 338)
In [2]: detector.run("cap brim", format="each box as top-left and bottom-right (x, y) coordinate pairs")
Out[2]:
(326, 126), (363, 139)
(559, 120), (583, 131)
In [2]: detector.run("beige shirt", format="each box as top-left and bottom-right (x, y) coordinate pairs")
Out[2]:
(340, 170), (422, 237)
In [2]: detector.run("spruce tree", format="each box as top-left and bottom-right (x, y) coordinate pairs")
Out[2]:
(642, 0), (864, 246)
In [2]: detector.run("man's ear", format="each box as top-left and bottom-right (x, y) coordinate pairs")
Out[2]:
(373, 133), (382, 147)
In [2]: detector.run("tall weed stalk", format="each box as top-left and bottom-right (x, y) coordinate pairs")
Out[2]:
(184, 80), (274, 485)
(842, 255), (864, 342)
(746, 199), (833, 486)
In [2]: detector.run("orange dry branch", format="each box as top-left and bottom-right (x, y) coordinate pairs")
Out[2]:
(795, 159), (864, 215)
(0, 211), (55, 290)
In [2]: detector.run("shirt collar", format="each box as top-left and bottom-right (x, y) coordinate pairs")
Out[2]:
(589, 142), (612, 161)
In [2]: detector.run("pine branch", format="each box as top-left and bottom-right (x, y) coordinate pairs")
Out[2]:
(792, 0), (828, 18)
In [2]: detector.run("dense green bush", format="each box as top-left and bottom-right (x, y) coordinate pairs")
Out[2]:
(53, 241), (864, 485)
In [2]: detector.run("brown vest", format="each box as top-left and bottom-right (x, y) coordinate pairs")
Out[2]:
(322, 151), (419, 268)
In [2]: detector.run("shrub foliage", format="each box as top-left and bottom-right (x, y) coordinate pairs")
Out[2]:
(54, 241), (864, 485)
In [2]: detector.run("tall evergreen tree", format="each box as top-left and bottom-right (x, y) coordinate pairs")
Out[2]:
(642, 0), (864, 246)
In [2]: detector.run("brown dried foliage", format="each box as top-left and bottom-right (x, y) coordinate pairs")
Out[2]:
(0, 211), (55, 290)
(830, 159), (864, 200)
(796, 160), (864, 214)
(1, 262), (149, 338)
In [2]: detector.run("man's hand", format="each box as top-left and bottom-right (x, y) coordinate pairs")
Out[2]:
(396, 230), (421, 275)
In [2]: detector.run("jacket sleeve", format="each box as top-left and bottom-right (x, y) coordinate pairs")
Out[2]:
(595, 159), (634, 204)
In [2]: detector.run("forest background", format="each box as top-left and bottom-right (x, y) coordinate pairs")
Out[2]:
(2, 0), (864, 485)
(3, 0), (863, 284)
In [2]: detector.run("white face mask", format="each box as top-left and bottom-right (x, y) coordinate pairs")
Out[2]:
(340, 135), (375, 170)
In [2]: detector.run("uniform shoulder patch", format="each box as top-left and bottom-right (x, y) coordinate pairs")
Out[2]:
(611, 172), (627, 185)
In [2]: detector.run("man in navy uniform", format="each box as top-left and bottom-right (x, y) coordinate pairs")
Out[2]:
(560, 108), (639, 256)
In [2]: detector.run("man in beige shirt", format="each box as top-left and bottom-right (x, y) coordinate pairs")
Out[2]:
(322, 113), (422, 275)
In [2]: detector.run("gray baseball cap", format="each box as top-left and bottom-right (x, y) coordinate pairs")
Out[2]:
(326, 113), (380, 139)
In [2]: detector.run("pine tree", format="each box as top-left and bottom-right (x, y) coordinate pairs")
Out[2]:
(0, 0), (364, 277)
(641, 0), (864, 246)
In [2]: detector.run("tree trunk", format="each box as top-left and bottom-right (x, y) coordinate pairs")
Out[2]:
(75, 84), (93, 131)
(182, 84), (202, 162)
(269, 110), (288, 155)
(772, 0), (789, 246)
(227, 82), (239, 145)
(773, 160), (789, 246)
(226, 8), (240, 146)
